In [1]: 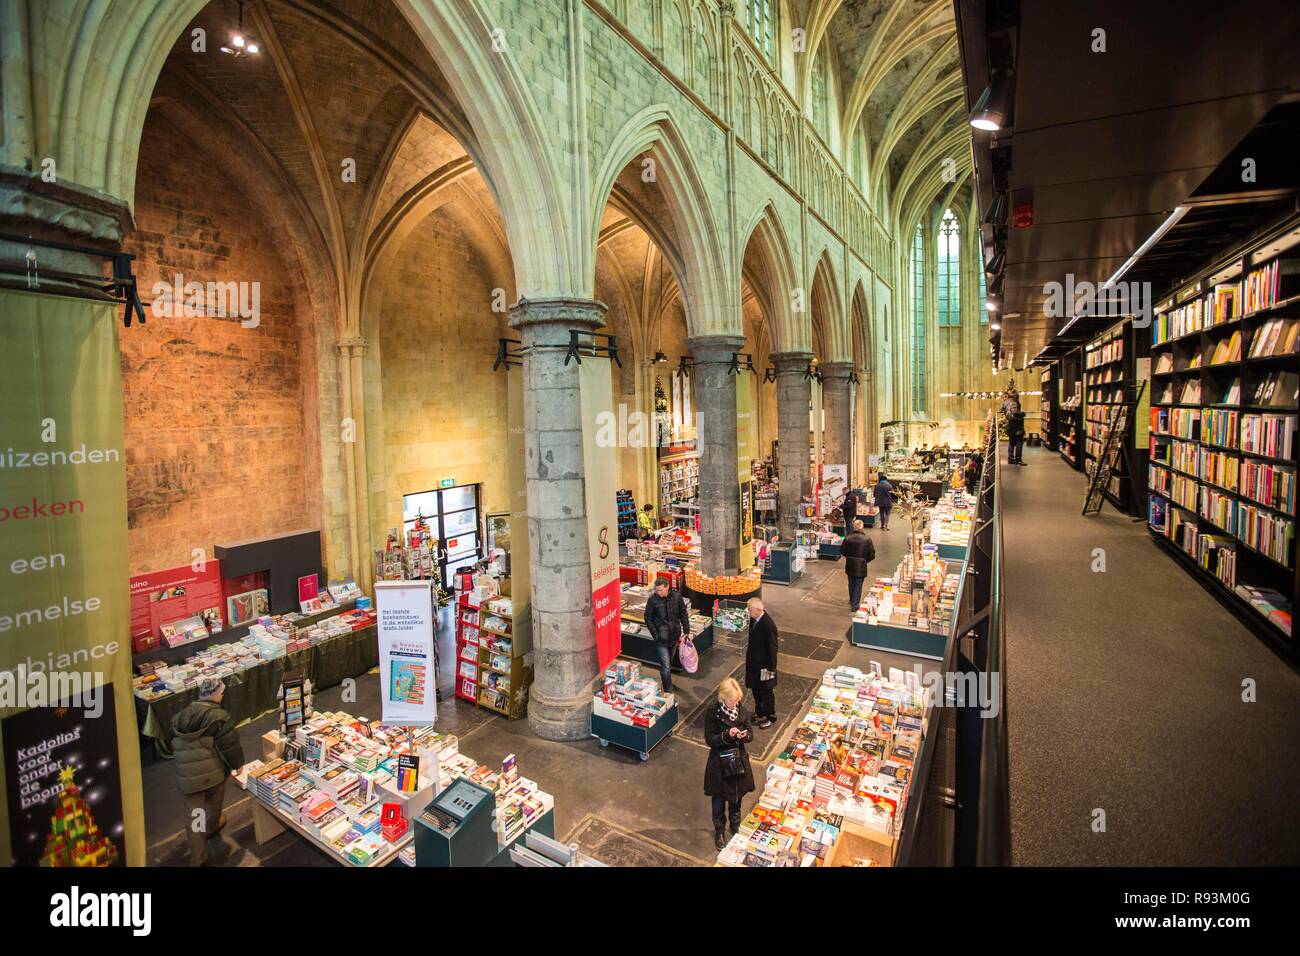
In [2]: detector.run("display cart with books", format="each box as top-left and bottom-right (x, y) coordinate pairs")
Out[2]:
(454, 589), (481, 704)
(590, 661), (679, 761)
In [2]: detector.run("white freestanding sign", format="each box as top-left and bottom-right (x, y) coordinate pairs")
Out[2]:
(375, 580), (437, 726)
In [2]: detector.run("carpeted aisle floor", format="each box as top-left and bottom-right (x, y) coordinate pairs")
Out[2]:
(1001, 443), (1300, 865)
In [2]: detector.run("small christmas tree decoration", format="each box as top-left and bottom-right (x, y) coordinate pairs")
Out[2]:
(38, 766), (119, 867)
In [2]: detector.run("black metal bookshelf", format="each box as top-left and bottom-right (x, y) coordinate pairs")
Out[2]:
(1056, 349), (1084, 471)
(1082, 319), (1151, 517)
(1145, 221), (1299, 657)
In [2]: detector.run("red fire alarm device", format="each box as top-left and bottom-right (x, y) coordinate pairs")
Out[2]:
(1012, 200), (1034, 228)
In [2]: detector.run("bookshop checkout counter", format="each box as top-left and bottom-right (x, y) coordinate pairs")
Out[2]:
(414, 779), (555, 867)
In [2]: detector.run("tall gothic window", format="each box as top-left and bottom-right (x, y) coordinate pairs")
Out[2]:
(811, 47), (828, 138)
(745, 0), (775, 64)
(979, 259), (989, 323)
(911, 222), (926, 412)
(937, 209), (960, 326)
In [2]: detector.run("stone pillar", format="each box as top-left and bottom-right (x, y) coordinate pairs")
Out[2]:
(689, 335), (746, 576)
(771, 351), (813, 540)
(510, 297), (605, 741)
(820, 360), (854, 484)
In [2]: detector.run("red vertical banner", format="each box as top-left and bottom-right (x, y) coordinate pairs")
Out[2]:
(579, 357), (622, 671)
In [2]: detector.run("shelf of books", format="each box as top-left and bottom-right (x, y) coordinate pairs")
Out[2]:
(1056, 349), (1084, 470)
(1146, 234), (1299, 651)
(454, 590), (481, 705)
(476, 596), (532, 718)
(1038, 365), (1057, 451)
(1082, 320), (1150, 516)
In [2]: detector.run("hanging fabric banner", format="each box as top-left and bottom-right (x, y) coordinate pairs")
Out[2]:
(578, 356), (621, 671)
(0, 290), (142, 866)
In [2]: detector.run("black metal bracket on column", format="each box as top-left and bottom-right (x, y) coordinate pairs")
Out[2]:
(564, 330), (622, 367)
(803, 362), (822, 383)
(762, 366), (776, 383)
(728, 352), (758, 375)
(848, 370), (860, 385)
(675, 356), (694, 380)
(492, 337), (524, 371)
(0, 231), (147, 326)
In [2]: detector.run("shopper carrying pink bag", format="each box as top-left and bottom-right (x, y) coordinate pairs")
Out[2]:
(678, 637), (699, 674)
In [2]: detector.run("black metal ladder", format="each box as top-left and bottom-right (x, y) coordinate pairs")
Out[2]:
(1083, 381), (1146, 515)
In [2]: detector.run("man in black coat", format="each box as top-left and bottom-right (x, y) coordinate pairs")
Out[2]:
(840, 489), (857, 530)
(840, 519), (876, 611)
(644, 576), (691, 691)
(744, 597), (779, 728)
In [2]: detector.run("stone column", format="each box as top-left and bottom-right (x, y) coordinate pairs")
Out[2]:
(510, 297), (605, 741)
(771, 351), (813, 540)
(820, 360), (854, 484)
(689, 335), (746, 576)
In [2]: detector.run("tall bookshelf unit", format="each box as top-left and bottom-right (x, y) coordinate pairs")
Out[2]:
(1057, 349), (1084, 471)
(1146, 228), (1299, 653)
(1038, 364), (1057, 451)
(1082, 320), (1150, 516)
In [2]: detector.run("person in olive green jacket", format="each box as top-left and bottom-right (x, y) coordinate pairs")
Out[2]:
(172, 678), (244, 866)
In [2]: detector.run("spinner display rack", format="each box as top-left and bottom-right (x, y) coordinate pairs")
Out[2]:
(1146, 225), (1299, 655)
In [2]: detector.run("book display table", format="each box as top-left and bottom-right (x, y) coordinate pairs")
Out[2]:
(250, 796), (412, 867)
(135, 623), (378, 754)
(618, 582), (715, 667)
(850, 547), (966, 661)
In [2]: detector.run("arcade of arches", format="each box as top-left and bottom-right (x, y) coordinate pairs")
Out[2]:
(1, 0), (1038, 863)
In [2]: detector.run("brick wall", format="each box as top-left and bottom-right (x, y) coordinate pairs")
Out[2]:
(120, 113), (317, 575)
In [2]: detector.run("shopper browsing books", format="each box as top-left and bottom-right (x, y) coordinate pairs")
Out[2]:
(964, 454), (982, 495)
(744, 597), (779, 728)
(841, 488), (858, 529)
(171, 678), (245, 866)
(841, 520), (876, 612)
(645, 576), (691, 692)
(873, 474), (895, 530)
(704, 677), (755, 850)
(637, 502), (655, 539)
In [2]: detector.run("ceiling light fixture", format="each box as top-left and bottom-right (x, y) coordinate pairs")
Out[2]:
(221, 1), (261, 58)
(969, 71), (1012, 131)
(984, 192), (1008, 226)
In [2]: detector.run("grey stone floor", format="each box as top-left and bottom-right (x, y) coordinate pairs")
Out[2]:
(1001, 444), (1300, 865)
(140, 528), (918, 866)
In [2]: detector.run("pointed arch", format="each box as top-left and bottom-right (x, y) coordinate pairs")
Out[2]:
(590, 106), (734, 338)
(739, 201), (801, 353)
(809, 250), (848, 362)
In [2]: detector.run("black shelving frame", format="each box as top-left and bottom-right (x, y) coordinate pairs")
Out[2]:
(1082, 319), (1151, 517)
(1145, 217), (1299, 659)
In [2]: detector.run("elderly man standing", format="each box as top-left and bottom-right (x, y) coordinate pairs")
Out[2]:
(171, 678), (244, 866)
(744, 597), (779, 729)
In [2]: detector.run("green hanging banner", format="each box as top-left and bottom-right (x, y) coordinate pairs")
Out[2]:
(0, 290), (143, 867)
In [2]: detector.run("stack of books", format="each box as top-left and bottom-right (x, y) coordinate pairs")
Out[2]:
(593, 661), (675, 727)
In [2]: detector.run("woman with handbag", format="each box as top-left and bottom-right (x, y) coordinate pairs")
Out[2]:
(703, 677), (756, 850)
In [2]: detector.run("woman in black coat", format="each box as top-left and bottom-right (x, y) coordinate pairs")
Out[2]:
(704, 677), (756, 850)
